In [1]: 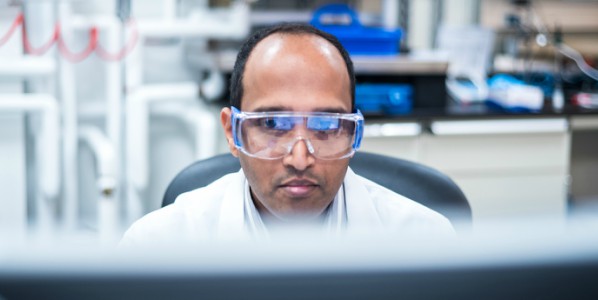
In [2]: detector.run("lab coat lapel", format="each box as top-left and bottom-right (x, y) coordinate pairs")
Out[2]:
(343, 167), (385, 231)
(216, 169), (250, 241)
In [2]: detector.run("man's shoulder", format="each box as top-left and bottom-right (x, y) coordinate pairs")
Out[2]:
(119, 170), (243, 246)
(151, 170), (241, 220)
(174, 170), (241, 208)
(347, 169), (454, 233)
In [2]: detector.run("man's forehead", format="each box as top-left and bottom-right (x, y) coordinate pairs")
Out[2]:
(249, 105), (348, 114)
(250, 33), (341, 65)
(241, 32), (351, 113)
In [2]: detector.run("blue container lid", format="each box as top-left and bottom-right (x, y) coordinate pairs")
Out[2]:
(310, 4), (402, 43)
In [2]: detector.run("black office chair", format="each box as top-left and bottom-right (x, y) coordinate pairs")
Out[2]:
(162, 152), (471, 225)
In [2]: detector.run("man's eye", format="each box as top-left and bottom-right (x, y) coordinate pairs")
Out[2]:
(263, 118), (277, 128)
(261, 118), (291, 130)
(308, 118), (340, 131)
(313, 130), (332, 140)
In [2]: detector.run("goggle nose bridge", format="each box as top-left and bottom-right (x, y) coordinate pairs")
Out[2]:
(282, 136), (316, 156)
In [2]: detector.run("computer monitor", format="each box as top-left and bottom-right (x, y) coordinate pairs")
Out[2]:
(1, 258), (598, 300)
(1, 227), (598, 300)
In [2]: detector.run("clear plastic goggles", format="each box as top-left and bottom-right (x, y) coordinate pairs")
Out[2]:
(231, 107), (364, 160)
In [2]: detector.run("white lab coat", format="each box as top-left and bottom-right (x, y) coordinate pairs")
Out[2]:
(120, 168), (453, 246)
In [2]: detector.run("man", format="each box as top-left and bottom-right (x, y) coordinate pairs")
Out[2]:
(121, 23), (452, 245)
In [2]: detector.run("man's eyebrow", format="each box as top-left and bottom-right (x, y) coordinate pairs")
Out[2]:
(251, 105), (289, 112)
(251, 106), (350, 113)
(317, 107), (350, 114)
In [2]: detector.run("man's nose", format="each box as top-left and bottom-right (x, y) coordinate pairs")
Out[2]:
(282, 138), (315, 171)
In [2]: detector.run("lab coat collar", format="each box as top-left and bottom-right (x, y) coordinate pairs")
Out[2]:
(216, 169), (249, 241)
(343, 167), (385, 231)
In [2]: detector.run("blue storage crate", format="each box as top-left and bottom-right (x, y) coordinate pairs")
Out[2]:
(310, 4), (402, 55)
(355, 84), (413, 116)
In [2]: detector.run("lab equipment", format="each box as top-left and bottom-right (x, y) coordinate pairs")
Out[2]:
(487, 74), (544, 112)
(437, 25), (495, 103)
(573, 92), (598, 109)
(310, 4), (402, 55)
(355, 83), (412, 116)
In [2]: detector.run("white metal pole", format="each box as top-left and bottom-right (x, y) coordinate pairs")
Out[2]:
(408, 0), (436, 50)
(22, 0), (56, 94)
(443, 0), (479, 26)
(185, 104), (218, 160)
(0, 57), (56, 78)
(125, 82), (198, 223)
(57, 1), (78, 231)
(21, 1), (58, 233)
(382, 0), (399, 29)
(78, 126), (118, 245)
(0, 95), (61, 232)
(98, 16), (124, 230)
(153, 102), (219, 160)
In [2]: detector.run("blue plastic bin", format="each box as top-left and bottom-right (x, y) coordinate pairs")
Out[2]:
(355, 84), (413, 115)
(310, 4), (402, 55)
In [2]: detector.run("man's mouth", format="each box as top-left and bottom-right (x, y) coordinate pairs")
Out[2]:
(279, 179), (319, 197)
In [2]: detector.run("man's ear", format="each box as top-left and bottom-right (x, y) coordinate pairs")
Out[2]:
(220, 107), (239, 157)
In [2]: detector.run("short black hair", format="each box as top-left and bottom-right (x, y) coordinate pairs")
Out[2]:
(229, 23), (355, 111)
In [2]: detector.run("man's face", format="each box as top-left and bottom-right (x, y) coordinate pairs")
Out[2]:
(220, 33), (352, 223)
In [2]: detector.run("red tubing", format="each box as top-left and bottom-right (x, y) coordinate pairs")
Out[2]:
(57, 25), (98, 63)
(0, 13), (23, 47)
(96, 19), (139, 61)
(1, 12), (138, 63)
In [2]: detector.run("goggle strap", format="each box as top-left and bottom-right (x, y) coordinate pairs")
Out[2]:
(352, 118), (364, 150)
(231, 107), (243, 148)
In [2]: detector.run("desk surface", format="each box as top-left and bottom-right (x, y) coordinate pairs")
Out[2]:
(364, 101), (598, 123)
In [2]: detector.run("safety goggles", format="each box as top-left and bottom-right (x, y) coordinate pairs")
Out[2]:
(231, 106), (364, 160)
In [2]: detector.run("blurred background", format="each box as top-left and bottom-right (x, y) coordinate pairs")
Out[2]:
(0, 0), (597, 244)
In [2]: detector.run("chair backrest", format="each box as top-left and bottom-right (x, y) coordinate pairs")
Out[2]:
(162, 152), (471, 224)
